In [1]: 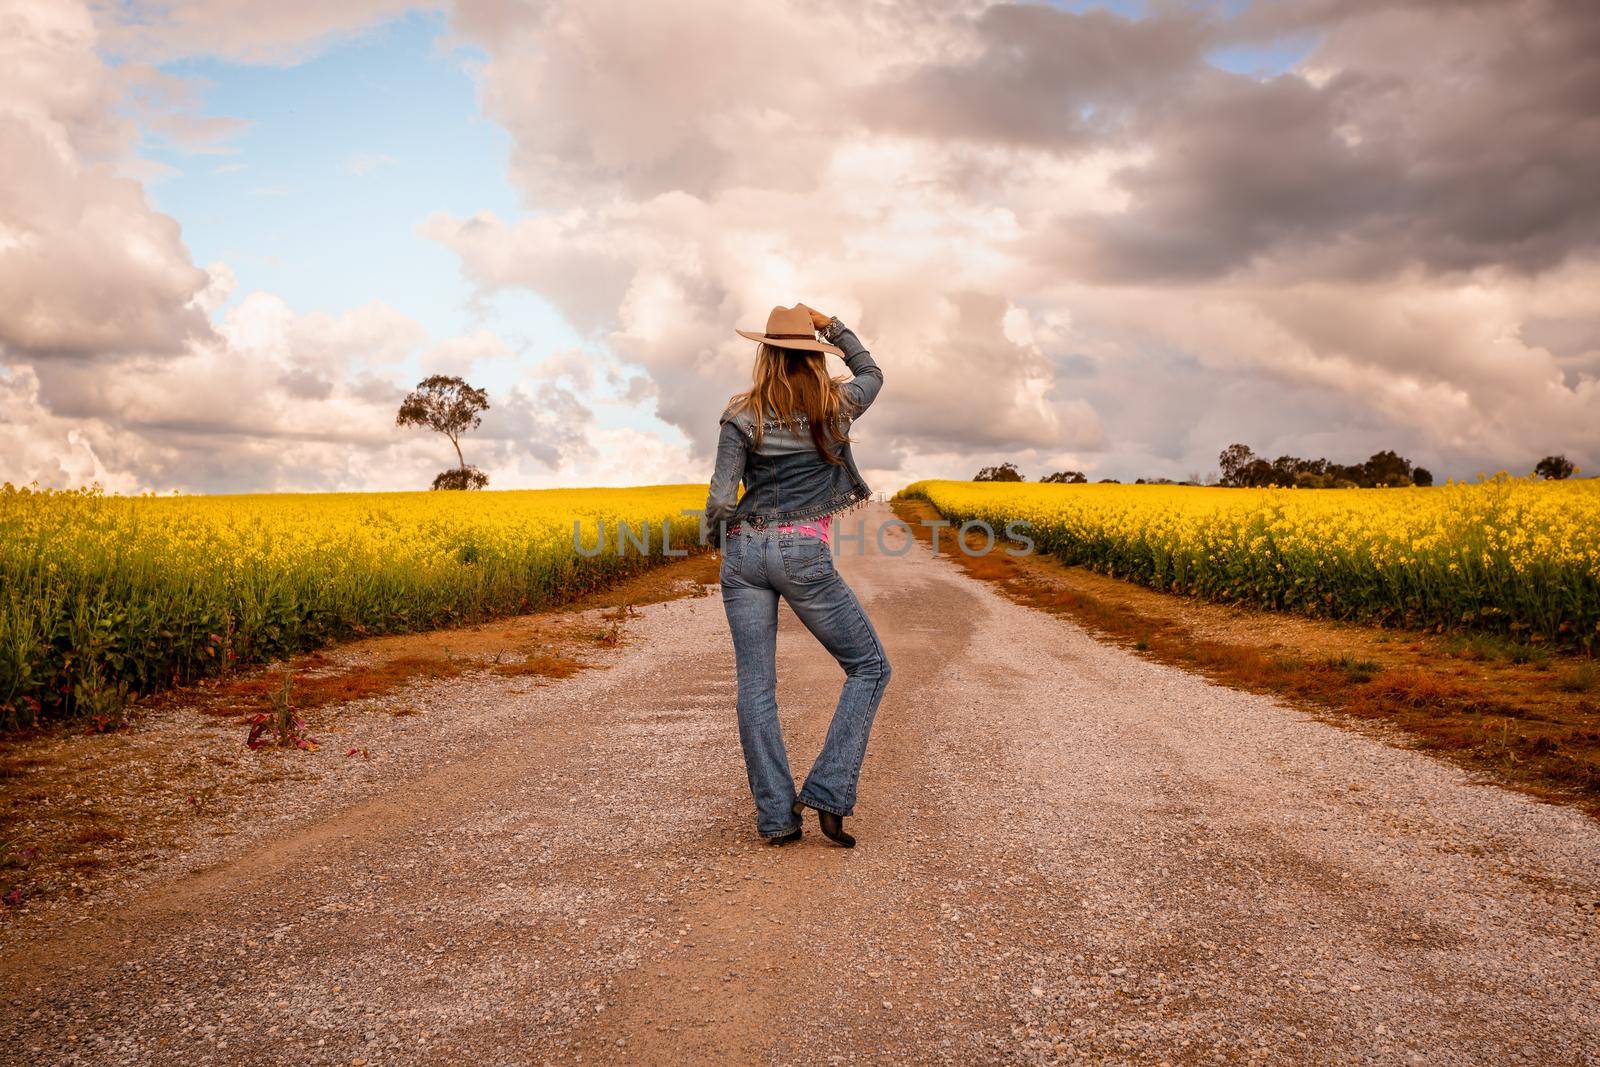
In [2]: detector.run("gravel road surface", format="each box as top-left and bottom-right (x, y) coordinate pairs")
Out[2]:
(3, 504), (1597, 1065)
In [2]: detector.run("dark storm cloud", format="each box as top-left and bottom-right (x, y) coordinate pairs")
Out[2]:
(1048, 70), (1402, 282)
(860, 4), (1214, 148)
(1228, 0), (1511, 36)
(877, 0), (1600, 285)
(1127, 0), (1596, 281)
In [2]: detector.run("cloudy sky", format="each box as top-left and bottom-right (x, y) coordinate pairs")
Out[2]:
(2, 0), (1596, 494)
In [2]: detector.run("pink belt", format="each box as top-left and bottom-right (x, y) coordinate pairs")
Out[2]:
(728, 513), (832, 544)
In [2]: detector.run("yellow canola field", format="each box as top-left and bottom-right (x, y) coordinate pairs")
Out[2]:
(1, 484), (707, 726)
(898, 477), (1600, 650)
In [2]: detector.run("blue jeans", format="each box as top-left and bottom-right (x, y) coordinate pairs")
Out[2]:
(719, 527), (892, 838)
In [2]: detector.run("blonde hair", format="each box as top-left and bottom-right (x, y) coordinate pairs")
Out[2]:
(729, 343), (851, 465)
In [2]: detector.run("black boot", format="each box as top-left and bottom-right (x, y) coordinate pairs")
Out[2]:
(817, 810), (855, 848)
(767, 826), (802, 846)
(794, 801), (855, 848)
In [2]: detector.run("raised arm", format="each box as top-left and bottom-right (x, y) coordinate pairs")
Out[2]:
(817, 315), (882, 417)
(703, 416), (748, 547)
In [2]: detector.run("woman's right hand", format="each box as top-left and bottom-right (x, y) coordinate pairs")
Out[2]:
(800, 304), (832, 330)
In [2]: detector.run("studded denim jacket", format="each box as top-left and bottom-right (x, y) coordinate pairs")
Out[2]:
(703, 318), (883, 547)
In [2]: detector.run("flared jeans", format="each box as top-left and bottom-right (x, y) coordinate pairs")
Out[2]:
(719, 526), (892, 838)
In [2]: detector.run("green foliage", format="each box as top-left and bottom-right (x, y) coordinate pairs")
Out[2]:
(431, 466), (489, 491)
(974, 462), (1024, 482)
(1558, 662), (1598, 693)
(1536, 455), (1576, 480)
(1324, 655), (1382, 684)
(246, 673), (316, 751)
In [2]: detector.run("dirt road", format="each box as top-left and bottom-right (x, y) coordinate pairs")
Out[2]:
(3, 504), (1598, 1064)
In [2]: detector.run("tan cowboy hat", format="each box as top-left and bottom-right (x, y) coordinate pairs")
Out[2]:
(735, 303), (844, 357)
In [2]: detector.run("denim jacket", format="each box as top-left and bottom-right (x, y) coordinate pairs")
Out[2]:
(704, 318), (883, 547)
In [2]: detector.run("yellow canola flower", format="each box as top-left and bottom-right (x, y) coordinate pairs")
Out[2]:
(0, 483), (708, 725)
(898, 476), (1600, 647)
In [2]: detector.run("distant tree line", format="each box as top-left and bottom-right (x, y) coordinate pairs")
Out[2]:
(972, 449), (1582, 488)
(1217, 444), (1431, 489)
(974, 463), (1190, 486)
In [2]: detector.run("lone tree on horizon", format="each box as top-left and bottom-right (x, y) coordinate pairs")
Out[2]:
(1535, 454), (1575, 480)
(396, 375), (491, 490)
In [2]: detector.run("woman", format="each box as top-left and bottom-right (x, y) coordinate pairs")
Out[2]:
(704, 303), (891, 848)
